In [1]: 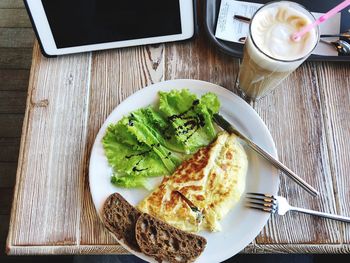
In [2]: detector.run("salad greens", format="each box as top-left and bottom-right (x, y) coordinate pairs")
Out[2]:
(102, 89), (220, 188)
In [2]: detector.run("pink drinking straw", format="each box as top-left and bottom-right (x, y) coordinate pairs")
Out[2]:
(292, 0), (350, 41)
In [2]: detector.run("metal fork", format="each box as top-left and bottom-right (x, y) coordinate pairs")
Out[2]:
(246, 193), (350, 223)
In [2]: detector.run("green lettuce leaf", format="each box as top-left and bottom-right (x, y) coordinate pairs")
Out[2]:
(158, 89), (220, 154)
(123, 109), (182, 172)
(103, 122), (169, 179)
(102, 89), (220, 188)
(111, 174), (147, 189)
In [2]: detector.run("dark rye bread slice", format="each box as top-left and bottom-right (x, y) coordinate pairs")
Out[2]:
(135, 213), (207, 263)
(102, 193), (141, 251)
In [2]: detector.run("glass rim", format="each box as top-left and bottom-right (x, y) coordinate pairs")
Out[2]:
(248, 0), (320, 63)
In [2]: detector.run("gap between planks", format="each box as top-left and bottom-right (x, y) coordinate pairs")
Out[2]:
(76, 52), (93, 246)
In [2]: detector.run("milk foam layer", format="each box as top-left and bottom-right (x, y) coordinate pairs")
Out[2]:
(248, 3), (318, 72)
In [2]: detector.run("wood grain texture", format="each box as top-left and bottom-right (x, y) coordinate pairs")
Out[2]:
(6, 243), (350, 255)
(165, 38), (239, 88)
(80, 45), (165, 245)
(241, 244), (350, 253)
(254, 62), (341, 245)
(0, 28), (34, 48)
(0, 162), (17, 188)
(315, 62), (350, 243)
(0, 48), (32, 69)
(0, 0), (24, 8)
(0, 9), (31, 27)
(0, 70), (30, 91)
(8, 43), (91, 246)
(7, 245), (129, 255)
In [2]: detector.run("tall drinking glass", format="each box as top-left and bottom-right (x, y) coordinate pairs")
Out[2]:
(237, 1), (320, 101)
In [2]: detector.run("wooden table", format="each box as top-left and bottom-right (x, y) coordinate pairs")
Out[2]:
(6, 20), (350, 255)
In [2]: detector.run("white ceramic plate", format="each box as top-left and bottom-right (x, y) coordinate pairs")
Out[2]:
(89, 79), (279, 263)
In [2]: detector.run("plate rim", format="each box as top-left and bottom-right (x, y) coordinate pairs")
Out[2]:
(88, 79), (279, 263)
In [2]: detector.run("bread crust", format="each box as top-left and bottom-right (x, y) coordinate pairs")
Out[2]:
(135, 213), (207, 263)
(102, 193), (141, 251)
(102, 193), (207, 262)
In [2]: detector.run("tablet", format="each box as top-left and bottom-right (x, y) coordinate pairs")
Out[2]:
(24, 0), (195, 56)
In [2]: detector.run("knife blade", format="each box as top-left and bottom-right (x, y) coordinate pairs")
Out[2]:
(213, 113), (319, 197)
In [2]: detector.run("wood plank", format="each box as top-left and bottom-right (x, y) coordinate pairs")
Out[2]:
(0, 9), (31, 27)
(0, 114), (24, 137)
(0, 0), (24, 8)
(7, 245), (129, 255)
(253, 62), (340, 245)
(0, 48), (32, 69)
(8, 43), (91, 246)
(315, 62), (350, 243)
(6, 243), (350, 255)
(0, 91), (27, 113)
(165, 38), (239, 87)
(0, 138), (20, 162)
(80, 44), (164, 245)
(0, 28), (34, 48)
(242, 244), (350, 253)
(0, 188), (13, 214)
(0, 70), (30, 91)
(0, 162), (17, 188)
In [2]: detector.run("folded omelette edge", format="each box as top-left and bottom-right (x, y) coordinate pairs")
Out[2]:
(137, 131), (248, 232)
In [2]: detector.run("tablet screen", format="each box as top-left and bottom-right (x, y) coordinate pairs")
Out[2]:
(41, 0), (182, 48)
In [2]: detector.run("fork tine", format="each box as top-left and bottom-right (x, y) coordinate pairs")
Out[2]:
(245, 202), (276, 213)
(247, 200), (276, 208)
(246, 192), (275, 199)
(245, 192), (277, 213)
(246, 196), (276, 204)
(246, 193), (276, 204)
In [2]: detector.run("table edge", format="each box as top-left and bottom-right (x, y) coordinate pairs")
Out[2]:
(6, 244), (350, 255)
(6, 42), (41, 255)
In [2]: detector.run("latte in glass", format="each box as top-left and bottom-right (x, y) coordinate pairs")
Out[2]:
(237, 1), (319, 100)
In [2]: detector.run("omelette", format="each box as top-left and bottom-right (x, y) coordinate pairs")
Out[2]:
(137, 132), (248, 232)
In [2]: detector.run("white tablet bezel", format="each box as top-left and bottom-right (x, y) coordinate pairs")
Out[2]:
(25, 0), (194, 56)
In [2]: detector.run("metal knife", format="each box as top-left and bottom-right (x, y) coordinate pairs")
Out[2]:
(213, 113), (319, 197)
